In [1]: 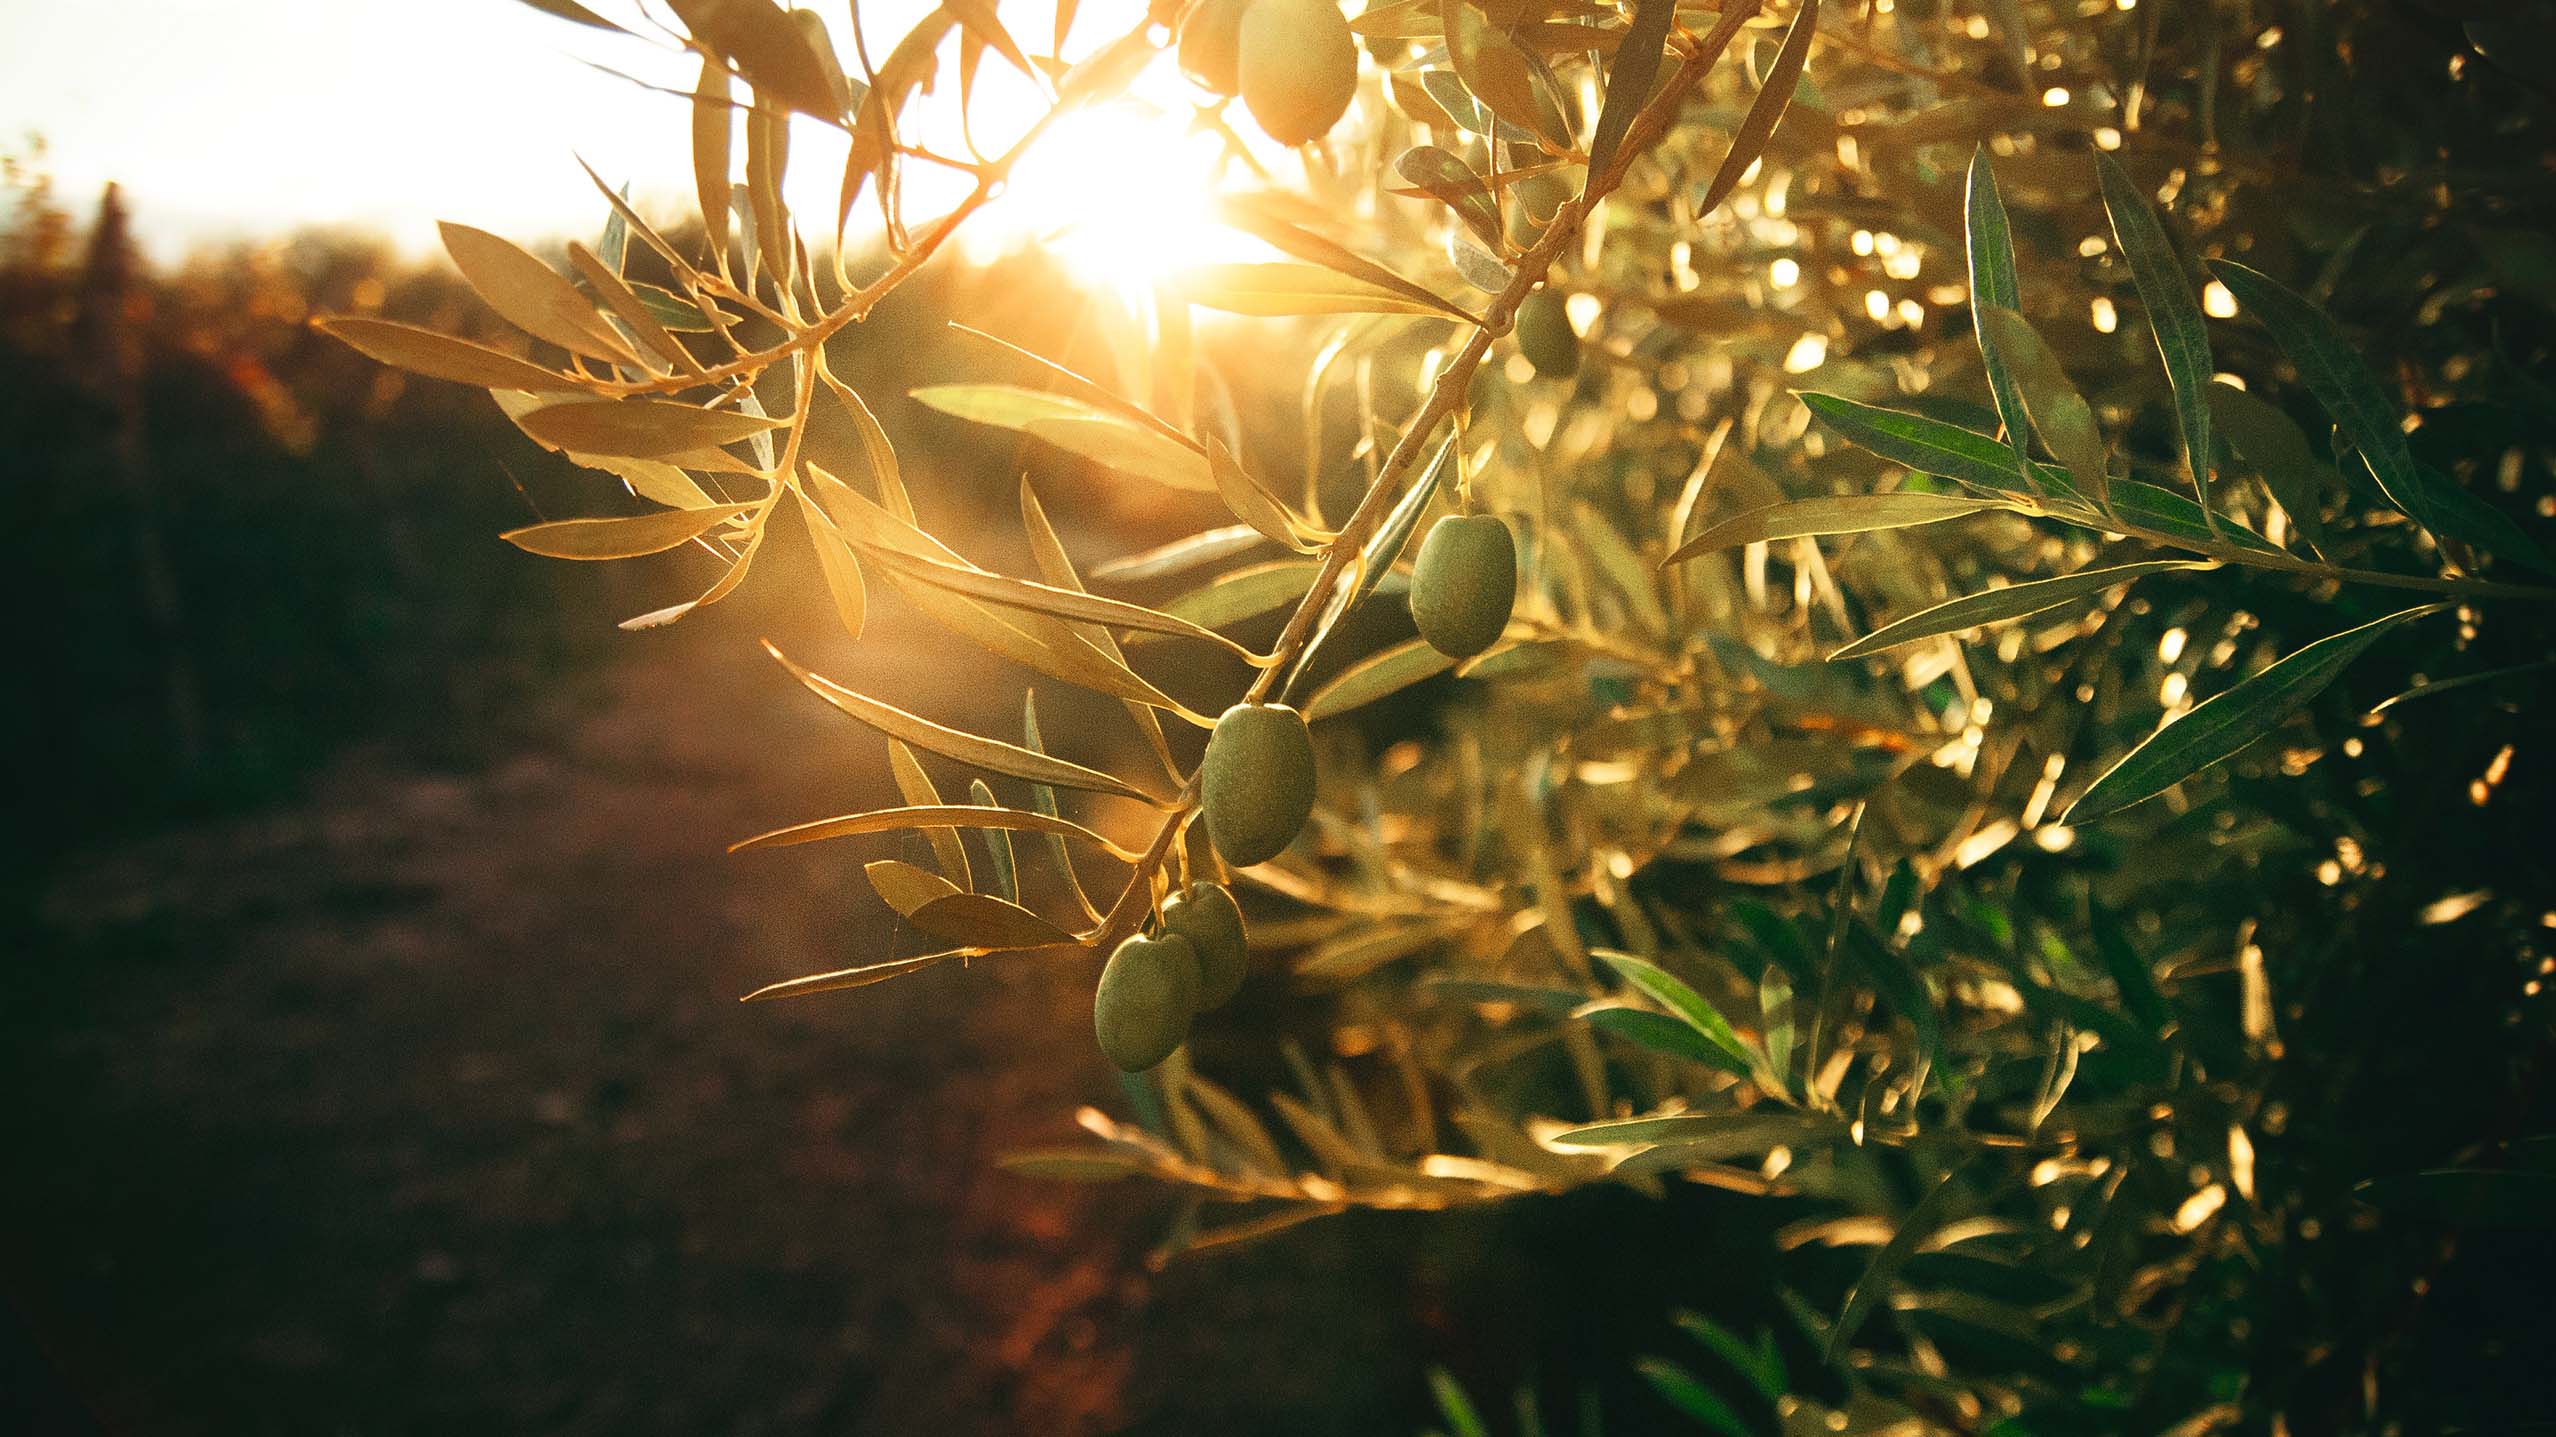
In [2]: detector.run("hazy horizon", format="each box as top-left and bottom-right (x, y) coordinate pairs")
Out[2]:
(3, 1), (742, 263)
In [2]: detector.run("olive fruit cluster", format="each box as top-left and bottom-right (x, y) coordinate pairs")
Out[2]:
(1180, 0), (1358, 146)
(1410, 513), (1518, 660)
(1092, 883), (1250, 1072)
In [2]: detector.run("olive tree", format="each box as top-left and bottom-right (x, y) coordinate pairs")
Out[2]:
(328, 0), (2556, 1429)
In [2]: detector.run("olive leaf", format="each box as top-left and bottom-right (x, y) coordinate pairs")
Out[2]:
(314, 317), (575, 393)
(2064, 604), (2447, 822)
(1595, 951), (1758, 1074)
(2206, 259), (2459, 545)
(865, 858), (960, 917)
(1212, 196), (1480, 324)
(1696, 0), (1817, 213)
(1148, 559), (1323, 633)
(1177, 262), (1475, 320)
(513, 398), (785, 459)
(1303, 637), (1459, 721)
(740, 952), (962, 1002)
(859, 542), (1264, 662)
(1663, 493), (2019, 562)
(765, 640), (1169, 805)
(1208, 438), (1323, 552)
(887, 739), (971, 887)
(912, 383), (1215, 492)
(1827, 1167), (1967, 1362)
(1583, 0), (1674, 181)
(439, 222), (641, 367)
(1441, 0), (1573, 152)
(1831, 561), (2206, 660)
(1976, 304), (2108, 496)
(500, 502), (755, 559)
(670, 0), (844, 120)
(1091, 526), (1271, 584)
(690, 56), (733, 264)
(1965, 148), (2041, 494)
(1393, 146), (1505, 250)
(2097, 152), (2216, 514)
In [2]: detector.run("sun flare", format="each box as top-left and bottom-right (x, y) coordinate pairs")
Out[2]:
(970, 99), (1256, 297)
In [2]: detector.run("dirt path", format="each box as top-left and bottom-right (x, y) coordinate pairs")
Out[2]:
(7, 597), (1417, 1434)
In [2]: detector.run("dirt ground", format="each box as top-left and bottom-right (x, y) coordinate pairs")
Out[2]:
(4, 587), (1437, 1434)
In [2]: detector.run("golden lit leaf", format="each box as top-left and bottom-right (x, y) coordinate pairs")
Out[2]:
(438, 221), (641, 366)
(1697, 0), (1818, 214)
(1303, 637), (1459, 721)
(1211, 196), (1480, 323)
(314, 317), (575, 392)
(1178, 262), (1471, 319)
(671, 0), (845, 119)
(740, 952), (959, 1001)
(564, 241), (692, 373)
(799, 491), (868, 641)
(1208, 437), (1322, 552)
(887, 739), (971, 887)
(745, 102), (792, 285)
(1020, 479), (1181, 784)
(907, 892), (1083, 949)
(691, 57), (733, 265)
(500, 503), (755, 560)
(1440, 0), (1572, 152)
(865, 858), (960, 916)
(861, 543), (1263, 662)
(911, 383), (1214, 491)
(1151, 560), (1323, 632)
(766, 640), (1169, 804)
(732, 804), (1145, 861)
(514, 398), (785, 459)
(1392, 147), (1505, 249)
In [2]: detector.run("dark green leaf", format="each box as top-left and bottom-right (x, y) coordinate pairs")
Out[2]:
(1831, 561), (2204, 659)
(1827, 1168), (1965, 1363)
(1697, 0), (1818, 214)
(1584, 0), (1673, 181)
(1665, 492), (2018, 562)
(2065, 604), (2446, 821)
(2098, 153), (2216, 514)
(1965, 147), (2038, 492)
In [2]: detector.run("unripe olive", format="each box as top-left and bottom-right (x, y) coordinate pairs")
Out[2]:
(1236, 0), (1358, 146)
(1178, 0), (1252, 96)
(1515, 287), (1579, 380)
(1094, 933), (1199, 1072)
(1200, 702), (1317, 868)
(1162, 883), (1248, 1008)
(1410, 513), (1517, 660)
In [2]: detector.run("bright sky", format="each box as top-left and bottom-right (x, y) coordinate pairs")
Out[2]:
(0, 0), (1299, 297)
(0, 0), (1109, 264)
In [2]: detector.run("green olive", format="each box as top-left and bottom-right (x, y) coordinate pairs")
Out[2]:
(1237, 0), (1358, 146)
(1178, 0), (1253, 96)
(1515, 287), (1579, 380)
(1162, 883), (1248, 1008)
(1200, 702), (1317, 868)
(1410, 513), (1518, 660)
(1094, 933), (1199, 1072)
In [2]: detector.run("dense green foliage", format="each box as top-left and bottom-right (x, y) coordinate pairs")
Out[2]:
(340, 0), (2556, 1430)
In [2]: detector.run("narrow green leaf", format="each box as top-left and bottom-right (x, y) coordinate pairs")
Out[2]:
(766, 640), (1169, 805)
(1977, 304), (2108, 495)
(1303, 637), (1459, 721)
(1595, 951), (1756, 1071)
(1965, 146), (2038, 493)
(1636, 1359), (1751, 1437)
(968, 779), (1019, 904)
(2208, 380), (2332, 547)
(1150, 560), (1322, 632)
(2098, 153), (2216, 515)
(2064, 604), (2446, 821)
(1582, 1007), (1753, 1079)
(1583, 0), (1672, 181)
(2206, 259), (2452, 541)
(500, 502), (753, 559)
(1545, 1109), (1838, 1158)
(1797, 392), (2049, 497)
(1674, 1312), (1788, 1404)
(739, 951), (958, 1001)
(1697, 0), (1818, 214)
(1664, 492), (2016, 562)
(1827, 1168), (1965, 1363)
(729, 803), (1144, 860)
(1428, 1369), (1492, 1437)
(1830, 561), (2204, 660)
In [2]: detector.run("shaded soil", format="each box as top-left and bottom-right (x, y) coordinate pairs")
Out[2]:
(3, 598), (1425, 1435)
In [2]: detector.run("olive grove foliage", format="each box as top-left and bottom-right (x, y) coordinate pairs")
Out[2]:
(330, 0), (2556, 1430)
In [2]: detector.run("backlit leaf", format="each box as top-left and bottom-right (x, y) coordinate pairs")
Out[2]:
(1584, 0), (1673, 181)
(766, 640), (1169, 805)
(1595, 951), (1756, 1072)
(2065, 604), (2446, 821)
(1178, 263), (1470, 319)
(1303, 637), (1458, 721)
(500, 503), (754, 559)
(865, 858), (960, 916)
(1830, 561), (2204, 660)
(1664, 493), (2016, 562)
(912, 383), (1215, 492)
(515, 398), (785, 459)
(315, 317), (575, 392)
(1697, 0), (1817, 213)
(2097, 153), (2216, 511)
(439, 222), (641, 366)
